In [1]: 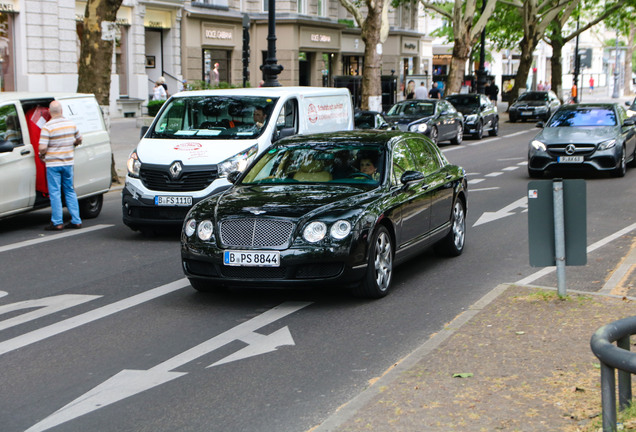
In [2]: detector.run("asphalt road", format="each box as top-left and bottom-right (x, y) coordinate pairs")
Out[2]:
(1, 115), (635, 432)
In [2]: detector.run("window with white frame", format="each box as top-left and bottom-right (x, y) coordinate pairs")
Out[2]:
(317, 0), (327, 17)
(298, 0), (306, 14)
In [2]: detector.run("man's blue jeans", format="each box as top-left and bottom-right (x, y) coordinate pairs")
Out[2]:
(46, 165), (82, 226)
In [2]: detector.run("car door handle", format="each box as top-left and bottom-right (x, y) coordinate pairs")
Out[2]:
(21, 149), (31, 155)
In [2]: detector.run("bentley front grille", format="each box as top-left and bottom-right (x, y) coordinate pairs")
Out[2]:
(219, 218), (295, 248)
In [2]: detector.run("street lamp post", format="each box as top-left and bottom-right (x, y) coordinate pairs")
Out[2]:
(612, 33), (620, 98)
(476, 1), (487, 95)
(260, 0), (283, 87)
(573, 17), (580, 103)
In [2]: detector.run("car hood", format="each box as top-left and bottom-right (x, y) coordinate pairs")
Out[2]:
(537, 126), (620, 144)
(197, 184), (376, 220)
(455, 107), (479, 115)
(385, 114), (433, 125)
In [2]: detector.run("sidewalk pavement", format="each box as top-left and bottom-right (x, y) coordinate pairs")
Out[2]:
(314, 232), (636, 432)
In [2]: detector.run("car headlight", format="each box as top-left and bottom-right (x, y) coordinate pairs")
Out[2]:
(184, 218), (197, 237)
(409, 123), (427, 133)
(303, 221), (327, 242)
(598, 139), (617, 150)
(197, 219), (214, 241)
(464, 114), (477, 122)
(218, 144), (258, 178)
(330, 220), (352, 240)
(126, 150), (141, 178)
(535, 106), (548, 112)
(530, 140), (546, 151)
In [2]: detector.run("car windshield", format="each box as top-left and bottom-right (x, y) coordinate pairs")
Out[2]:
(354, 113), (376, 129)
(147, 95), (278, 139)
(446, 96), (479, 110)
(547, 107), (617, 127)
(387, 102), (435, 117)
(517, 92), (548, 102)
(241, 143), (385, 186)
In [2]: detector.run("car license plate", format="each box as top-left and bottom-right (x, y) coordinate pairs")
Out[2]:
(155, 196), (193, 206)
(521, 111), (533, 116)
(558, 156), (584, 163)
(224, 251), (280, 267)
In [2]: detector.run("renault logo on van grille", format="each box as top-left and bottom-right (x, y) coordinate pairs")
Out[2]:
(169, 161), (183, 179)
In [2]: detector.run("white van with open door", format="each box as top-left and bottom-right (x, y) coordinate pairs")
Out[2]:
(122, 86), (353, 233)
(0, 93), (112, 221)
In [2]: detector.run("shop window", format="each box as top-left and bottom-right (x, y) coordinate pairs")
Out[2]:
(203, 49), (230, 85)
(0, 12), (15, 92)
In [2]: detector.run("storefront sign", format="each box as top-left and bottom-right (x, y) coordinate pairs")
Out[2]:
(401, 37), (419, 55)
(144, 9), (172, 29)
(0, 1), (17, 12)
(341, 34), (364, 54)
(300, 27), (340, 49)
(202, 23), (236, 46)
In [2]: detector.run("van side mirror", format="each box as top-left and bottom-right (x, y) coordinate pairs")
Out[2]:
(140, 126), (149, 139)
(274, 127), (295, 142)
(535, 121), (545, 128)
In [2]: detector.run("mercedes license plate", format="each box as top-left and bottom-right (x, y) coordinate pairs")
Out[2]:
(558, 156), (583, 163)
(155, 196), (193, 206)
(224, 251), (280, 267)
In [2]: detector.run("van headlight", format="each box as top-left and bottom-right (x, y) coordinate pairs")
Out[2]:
(218, 144), (258, 178)
(127, 150), (141, 178)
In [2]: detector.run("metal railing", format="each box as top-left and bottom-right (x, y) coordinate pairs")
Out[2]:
(590, 316), (636, 432)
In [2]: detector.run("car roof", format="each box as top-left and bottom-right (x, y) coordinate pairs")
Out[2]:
(559, 103), (616, 109)
(169, 87), (351, 99)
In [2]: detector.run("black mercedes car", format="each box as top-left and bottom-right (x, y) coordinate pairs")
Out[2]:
(528, 103), (636, 178)
(509, 90), (561, 122)
(181, 130), (467, 298)
(384, 99), (464, 145)
(445, 93), (499, 139)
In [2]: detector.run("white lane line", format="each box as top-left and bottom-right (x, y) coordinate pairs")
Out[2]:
(517, 161), (528, 165)
(502, 166), (519, 171)
(469, 178), (485, 185)
(485, 172), (503, 177)
(470, 187), (500, 192)
(0, 278), (190, 357)
(515, 222), (636, 286)
(0, 224), (114, 254)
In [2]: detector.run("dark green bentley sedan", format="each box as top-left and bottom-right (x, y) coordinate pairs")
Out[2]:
(181, 131), (467, 298)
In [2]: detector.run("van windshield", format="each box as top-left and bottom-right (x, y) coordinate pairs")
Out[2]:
(148, 96), (278, 140)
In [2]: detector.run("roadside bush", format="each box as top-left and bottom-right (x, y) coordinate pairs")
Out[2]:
(147, 100), (165, 117)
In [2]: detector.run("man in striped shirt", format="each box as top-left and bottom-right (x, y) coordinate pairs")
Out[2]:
(38, 101), (83, 231)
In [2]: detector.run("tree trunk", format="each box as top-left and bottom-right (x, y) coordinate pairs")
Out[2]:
(625, 23), (635, 96)
(360, 5), (383, 111)
(511, 36), (538, 102)
(549, 26), (565, 102)
(446, 37), (471, 95)
(77, 0), (123, 105)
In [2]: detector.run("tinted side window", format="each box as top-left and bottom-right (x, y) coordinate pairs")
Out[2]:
(277, 99), (298, 133)
(0, 104), (23, 146)
(391, 142), (416, 186)
(407, 137), (441, 173)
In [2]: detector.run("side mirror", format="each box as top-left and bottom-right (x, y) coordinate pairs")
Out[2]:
(274, 127), (295, 142)
(227, 170), (242, 184)
(624, 117), (636, 126)
(401, 170), (424, 184)
(140, 126), (149, 139)
(626, 101), (631, 107)
(535, 121), (545, 128)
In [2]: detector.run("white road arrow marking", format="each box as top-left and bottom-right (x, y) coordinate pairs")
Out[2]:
(26, 301), (311, 432)
(0, 295), (100, 331)
(473, 196), (528, 227)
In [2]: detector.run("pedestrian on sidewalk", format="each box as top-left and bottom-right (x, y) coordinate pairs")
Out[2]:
(589, 77), (594, 94)
(38, 101), (83, 231)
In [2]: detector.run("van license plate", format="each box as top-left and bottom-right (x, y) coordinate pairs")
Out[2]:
(558, 156), (583, 163)
(155, 196), (193, 206)
(224, 251), (280, 267)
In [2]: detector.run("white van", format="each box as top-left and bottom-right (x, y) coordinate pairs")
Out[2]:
(122, 86), (353, 232)
(0, 93), (112, 220)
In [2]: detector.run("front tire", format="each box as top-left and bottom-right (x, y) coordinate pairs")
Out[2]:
(79, 194), (103, 219)
(472, 121), (483, 140)
(613, 147), (627, 177)
(488, 117), (499, 136)
(436, 199), (466, 257)
(450, 123), (463, 145)
(352, 226), (393, 299)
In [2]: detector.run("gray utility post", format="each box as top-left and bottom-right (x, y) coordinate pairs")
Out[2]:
(528, 179), (587, 297)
